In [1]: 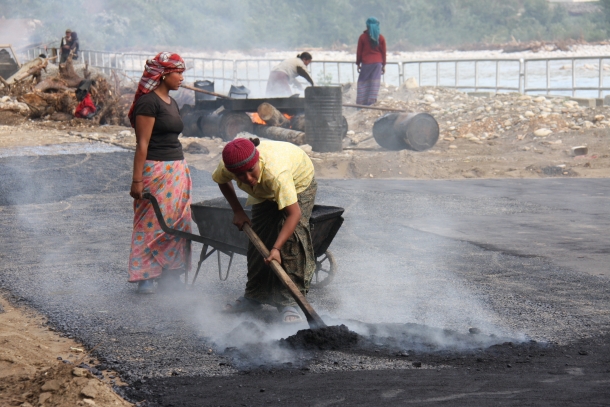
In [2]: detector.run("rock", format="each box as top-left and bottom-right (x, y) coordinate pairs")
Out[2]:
(524, 111), (535, 117)
(403, 77), (418, 89)
(533, 96), (546, 103)
(534, 128), (553, 137)
(183, 142), (209, 154)
(299, 144), (312, 154)
(493, 101), (503, 109)
(570, 98), (596, 108)
(81, 382), (98, 399)
(73, 367), (88, 377)
(594, 115), (605, 122)
(412, 361), (422, 368)
(19, 402), (34, 407)
(519, 95), (532, 100)
(39, 392), (52, 404)
(83, 399), (96, 406)
(41, 379), (60, 392)
(469, 327), (481, 334)
(118, 130), (132, 137)
(468, 92), (495, 98)
(449, 145), (457, 149)
(346, 130), (355, 136)
(423, 94), (435, 103)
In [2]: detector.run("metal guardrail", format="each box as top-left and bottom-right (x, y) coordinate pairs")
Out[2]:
(18, 47), (610, 98)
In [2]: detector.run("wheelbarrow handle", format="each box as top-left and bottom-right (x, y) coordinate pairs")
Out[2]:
(242, 223), (326, 329)
(142, 193), (237, 253)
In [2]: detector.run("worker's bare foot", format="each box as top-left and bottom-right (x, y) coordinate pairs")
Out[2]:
(281, 306), (303, 323)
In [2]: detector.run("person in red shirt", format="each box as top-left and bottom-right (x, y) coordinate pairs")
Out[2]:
(356, 17), (386, 106)
(74, 93), (96, 119)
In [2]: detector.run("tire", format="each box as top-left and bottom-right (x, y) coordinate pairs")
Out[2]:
(310, 250), (337, 289)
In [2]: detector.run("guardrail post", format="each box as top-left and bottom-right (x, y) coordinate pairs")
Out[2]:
(519, 59), (525, 95)
(474, 61), (478, 91)
(599, 57), (603, 98)
(572, 58), (576, 97)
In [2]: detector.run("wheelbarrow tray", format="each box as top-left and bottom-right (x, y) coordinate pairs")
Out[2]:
(191, 197), (344, 257)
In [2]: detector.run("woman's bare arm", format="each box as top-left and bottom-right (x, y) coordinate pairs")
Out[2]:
(130, 115), (154, 199)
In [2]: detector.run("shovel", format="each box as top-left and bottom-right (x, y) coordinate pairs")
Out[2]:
(242, 223), (326, 329)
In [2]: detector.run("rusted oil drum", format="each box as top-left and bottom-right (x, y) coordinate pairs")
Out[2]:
(305, 86), (343, 152)
(373, 112), (439, 151)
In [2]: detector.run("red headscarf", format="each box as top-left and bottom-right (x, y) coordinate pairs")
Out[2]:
(222, 138), (260, 173)
(128, 52), (186, 127)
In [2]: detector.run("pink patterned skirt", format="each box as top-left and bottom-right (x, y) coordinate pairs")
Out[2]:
(128, 159), (192, 282)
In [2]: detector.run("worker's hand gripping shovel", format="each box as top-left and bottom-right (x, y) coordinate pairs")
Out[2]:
(242, 223), (326, 329)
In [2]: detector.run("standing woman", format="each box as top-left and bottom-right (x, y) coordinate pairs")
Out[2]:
(356, 17), (386, 106)
(127, 52), (192, 294)
(266, 53), (315, 97)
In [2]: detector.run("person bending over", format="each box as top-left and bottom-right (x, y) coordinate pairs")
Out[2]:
(213, 138), (316, 323)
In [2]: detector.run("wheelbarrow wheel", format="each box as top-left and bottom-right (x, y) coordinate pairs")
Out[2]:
(310, 250), (336, 289)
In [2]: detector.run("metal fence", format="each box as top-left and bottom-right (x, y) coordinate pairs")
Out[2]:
(19, 47), (610, 98)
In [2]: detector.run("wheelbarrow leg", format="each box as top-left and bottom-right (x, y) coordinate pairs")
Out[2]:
(191, 244), (217, 286)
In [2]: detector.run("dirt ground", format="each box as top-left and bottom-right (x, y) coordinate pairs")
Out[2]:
(0, 294), (131, 407)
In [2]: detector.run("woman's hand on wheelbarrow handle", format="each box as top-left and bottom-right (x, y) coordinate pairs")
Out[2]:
(233, 209), (251, 231)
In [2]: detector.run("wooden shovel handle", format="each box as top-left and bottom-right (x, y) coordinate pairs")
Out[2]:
(180, 84), (233, 99)
(242, 223), (326, 329)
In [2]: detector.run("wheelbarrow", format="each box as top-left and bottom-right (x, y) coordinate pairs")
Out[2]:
(143, 193), (344, 289)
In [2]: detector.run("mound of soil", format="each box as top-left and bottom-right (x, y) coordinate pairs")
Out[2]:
(0, 362), (131, 407)
(282, 324), (360, 350)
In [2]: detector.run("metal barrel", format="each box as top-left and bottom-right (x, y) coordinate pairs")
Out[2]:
(180, 104), (207, 137)
(196, 111), (221, 138)
(373, 112), (439, 151)
(372, 113), (407, 150)
(305, 86), (343, 152)
(392, 112), (439, 151)
(194, 80), (215, 103)
(229, 85), (250, 99)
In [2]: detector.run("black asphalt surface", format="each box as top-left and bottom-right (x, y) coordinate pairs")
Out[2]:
(1, 150), (609, 406)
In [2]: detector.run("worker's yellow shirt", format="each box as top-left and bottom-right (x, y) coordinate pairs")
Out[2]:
(212, 140), (314, 210)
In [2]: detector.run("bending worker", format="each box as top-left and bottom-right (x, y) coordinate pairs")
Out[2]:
(266, 52), (314, 97)
(212, 137), (316, 324)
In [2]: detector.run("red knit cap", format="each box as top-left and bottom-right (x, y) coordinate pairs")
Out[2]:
(222, 138), (260, 173)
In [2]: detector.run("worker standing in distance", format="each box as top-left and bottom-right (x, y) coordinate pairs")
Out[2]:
(356, 17), (386, 105)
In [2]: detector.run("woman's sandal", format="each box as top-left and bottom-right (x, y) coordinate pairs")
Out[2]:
(281, 306), (303, 324)
(223, 296), (262, 313)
